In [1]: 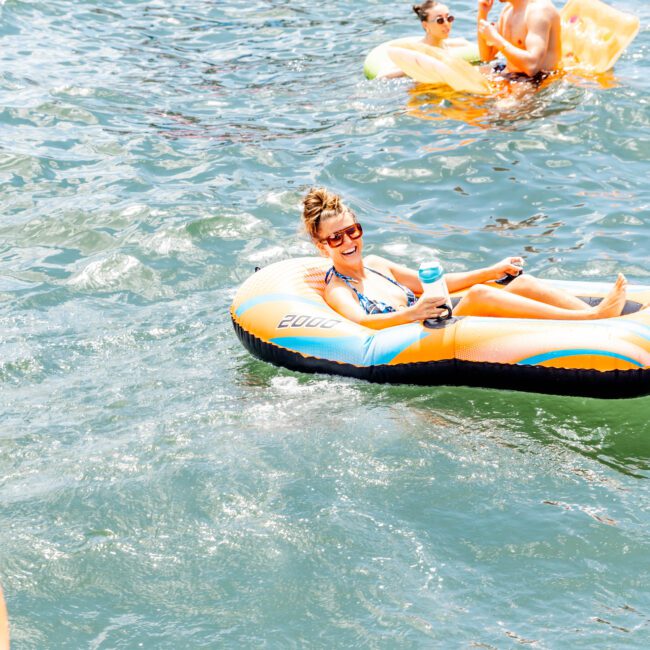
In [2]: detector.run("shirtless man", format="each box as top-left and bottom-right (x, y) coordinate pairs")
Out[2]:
(477, 0), (561, 78)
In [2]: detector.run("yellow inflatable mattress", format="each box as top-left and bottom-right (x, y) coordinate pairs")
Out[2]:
(561, 0), (640, 73)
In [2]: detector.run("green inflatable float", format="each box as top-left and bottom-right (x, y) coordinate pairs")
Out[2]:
(364, 36), (480, 80)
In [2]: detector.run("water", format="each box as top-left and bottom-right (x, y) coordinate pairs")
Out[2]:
(1, 0), (649, 646)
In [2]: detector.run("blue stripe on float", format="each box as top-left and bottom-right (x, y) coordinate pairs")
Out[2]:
(367, 323), (428, 365)
(518, 349), (644, 368)
(235, 294), (323, 317)
(270, 323), (426, 367)
(270, 335), (370, 366)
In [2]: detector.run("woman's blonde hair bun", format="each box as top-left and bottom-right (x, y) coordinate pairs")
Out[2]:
(301, 187), (347, 240)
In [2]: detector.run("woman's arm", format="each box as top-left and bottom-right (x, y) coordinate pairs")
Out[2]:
(446, 38), (472, 48)
(446, 257), (524, 292)
(372, 254), (524, 295)
(325, 280), (448, 330)
(376, 68), (406, 79)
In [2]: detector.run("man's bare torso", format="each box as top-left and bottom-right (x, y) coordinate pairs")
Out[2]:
(500, 0), (561, 73)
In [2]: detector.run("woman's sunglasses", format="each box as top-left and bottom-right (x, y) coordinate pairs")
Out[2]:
(320, 223), (363, 248)
(432, 15), (454, 24)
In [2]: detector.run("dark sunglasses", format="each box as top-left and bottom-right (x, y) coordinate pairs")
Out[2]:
(320, 223), (363, 248)
(432, 15), (454, 24)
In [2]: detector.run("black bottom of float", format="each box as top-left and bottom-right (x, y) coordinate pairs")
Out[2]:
(232, 319), (650, 399)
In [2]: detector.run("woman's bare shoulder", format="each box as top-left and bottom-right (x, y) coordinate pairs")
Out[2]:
(366, 254), (413, 276)
(447, 37), (472, 48)
(324, 272), (354, 299)
(365, 253), (390, 267)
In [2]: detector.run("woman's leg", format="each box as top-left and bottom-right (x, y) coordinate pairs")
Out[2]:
(503, 274), (590, 311)
(454, 274), (627, 320)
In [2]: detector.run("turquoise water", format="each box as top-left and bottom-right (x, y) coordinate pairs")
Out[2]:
(1, 0), (650, 646)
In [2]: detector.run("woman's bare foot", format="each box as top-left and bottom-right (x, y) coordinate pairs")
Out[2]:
(591, 273), (627, 319)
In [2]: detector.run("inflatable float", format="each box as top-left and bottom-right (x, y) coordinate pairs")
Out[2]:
(231, 258), (650, 399)
(377, 0), (639, 94)
(364, 36), (480, 80)
(561, 0), (639, 73)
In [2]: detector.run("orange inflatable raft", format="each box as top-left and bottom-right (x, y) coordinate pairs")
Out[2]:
(231, 258), (650, 398)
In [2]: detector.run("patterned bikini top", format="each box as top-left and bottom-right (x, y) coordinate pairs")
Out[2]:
(325, 266), (417, 315)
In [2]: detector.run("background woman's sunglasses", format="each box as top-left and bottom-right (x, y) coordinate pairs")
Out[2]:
(433, 15), (454, 24)
(322, 223), (363, 248)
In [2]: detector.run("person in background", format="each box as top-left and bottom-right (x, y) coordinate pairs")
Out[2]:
(301, 187), (627, 330)
(379, 1), (473, 78)
(477, 0), (561, 80)
(415, 1), (470, 50)
(0, 585), (8, 650)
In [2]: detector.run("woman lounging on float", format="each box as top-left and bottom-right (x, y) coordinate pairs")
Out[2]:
(378, 1), (473, 78)
(302, 187), (628, 330)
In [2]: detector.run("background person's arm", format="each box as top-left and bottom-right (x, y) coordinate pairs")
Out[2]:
(376, 69), (406, 80)
(0, 586), (9, 650)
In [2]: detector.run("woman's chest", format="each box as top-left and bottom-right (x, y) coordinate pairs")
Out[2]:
(361, 273), (407, 308)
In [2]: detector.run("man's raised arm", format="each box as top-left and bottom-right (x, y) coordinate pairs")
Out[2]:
(477, 0), (498, 62)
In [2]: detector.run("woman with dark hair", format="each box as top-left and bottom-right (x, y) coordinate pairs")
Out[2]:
(414, 1), (460, 48)
(379, 1), (474, 78)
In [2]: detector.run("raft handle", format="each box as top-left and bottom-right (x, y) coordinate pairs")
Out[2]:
(424, 308), (457, 329)
(495, 268), (523, 286)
